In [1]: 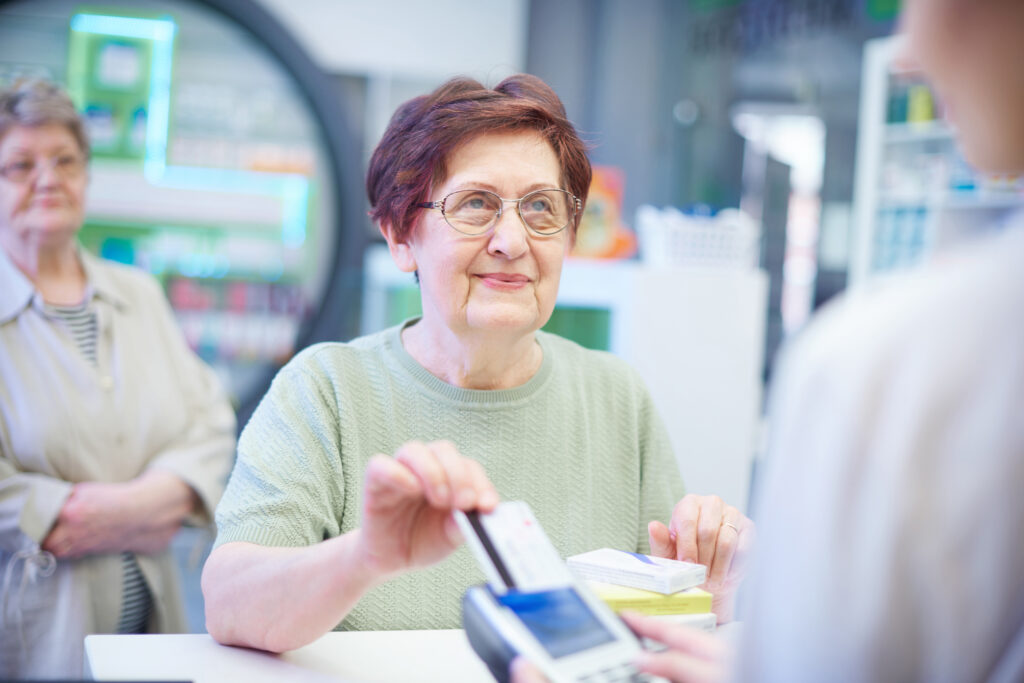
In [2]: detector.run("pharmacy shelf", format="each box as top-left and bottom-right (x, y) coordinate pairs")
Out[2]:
(884, 121), (954, 145)
(851, 35), (1024, 289)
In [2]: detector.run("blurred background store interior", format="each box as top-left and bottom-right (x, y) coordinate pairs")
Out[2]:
(4, 0), (1022, 630)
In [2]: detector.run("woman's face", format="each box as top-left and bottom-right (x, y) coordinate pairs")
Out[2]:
(903, 0), (1024, 173)
(0, 123), (87, 249)
(385, 129), (573, 339)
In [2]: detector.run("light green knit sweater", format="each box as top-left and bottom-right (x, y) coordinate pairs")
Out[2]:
(214, 320), (685, 631)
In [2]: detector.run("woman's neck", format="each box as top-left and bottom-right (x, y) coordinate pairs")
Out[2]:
(2, 234), (86, 305)
(401, 317), (543, 390)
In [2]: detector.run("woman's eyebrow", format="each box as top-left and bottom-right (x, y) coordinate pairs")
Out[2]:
(444, 180), (562, 195)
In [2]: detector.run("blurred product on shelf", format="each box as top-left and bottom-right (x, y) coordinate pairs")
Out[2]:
(635, 204), (760, 269)
(887, 71), (942, 125)
(572, 165), (637, 259)
(168, 278), (306, 366)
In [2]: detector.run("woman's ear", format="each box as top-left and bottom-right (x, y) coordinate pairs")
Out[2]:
(380, 221), (417, 273)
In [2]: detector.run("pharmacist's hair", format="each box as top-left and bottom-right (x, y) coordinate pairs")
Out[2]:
(366, 74), (591, 240)
(0, 79), (89, 156)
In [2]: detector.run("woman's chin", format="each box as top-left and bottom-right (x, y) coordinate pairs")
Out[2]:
(465, 305), (543, 335)
(20, 223), (80, 248)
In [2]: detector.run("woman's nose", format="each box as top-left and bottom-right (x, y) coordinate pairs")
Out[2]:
(32, 161), (61, 187)
(487, 206), (529, 258)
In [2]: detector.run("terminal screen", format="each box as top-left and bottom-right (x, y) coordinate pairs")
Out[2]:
(499, 588), (616, 659)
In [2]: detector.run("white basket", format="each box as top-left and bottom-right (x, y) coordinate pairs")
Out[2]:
(636, 205), (761, 269)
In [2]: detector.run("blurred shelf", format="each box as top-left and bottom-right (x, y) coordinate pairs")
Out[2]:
(943, 194), (1024, 210)
(884, 121), (954, 144)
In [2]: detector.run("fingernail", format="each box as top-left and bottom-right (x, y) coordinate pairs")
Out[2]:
(436, 484), (450, 502)
(480, 489), (499, 508)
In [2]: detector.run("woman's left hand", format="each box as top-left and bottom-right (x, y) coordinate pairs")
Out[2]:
(648, 494), (755, 623)
(42, 471), (197, 559)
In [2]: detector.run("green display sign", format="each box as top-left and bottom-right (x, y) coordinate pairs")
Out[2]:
(67, 10), (176, 161)
(867, 0), (902, 20)
(691, 0), (743, 11)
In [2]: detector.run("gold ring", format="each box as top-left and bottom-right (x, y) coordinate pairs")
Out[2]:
(721, 522), (741, 534)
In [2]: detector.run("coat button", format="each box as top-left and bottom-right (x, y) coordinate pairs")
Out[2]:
(100, 376), (114, 391)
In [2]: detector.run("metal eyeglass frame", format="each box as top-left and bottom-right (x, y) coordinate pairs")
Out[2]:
(0, 153), (88, 184)
(416, 188), (582, 236)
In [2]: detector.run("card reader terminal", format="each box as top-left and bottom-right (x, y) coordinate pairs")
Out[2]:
(456, 502), (663, 683)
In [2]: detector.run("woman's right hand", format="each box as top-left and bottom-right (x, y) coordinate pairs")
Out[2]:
(355, 440), (499, 578)
(204, 440), (498, 653)
(42, 471), (196, 559)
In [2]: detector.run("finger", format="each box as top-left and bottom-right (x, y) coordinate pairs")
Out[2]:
(510, 656), (550, 683)
(364, 452), (422, 509)
(41, 531), (68, 557)
(707, 508), (741, 588)
(621, 611), (725, 660)
(634, 649), (724, 683)
(647, 520), (675, 559)
(429, 441), (475, 510)
(669, 495), (700, 563)
(393, 441), (452, 508)
(463, 457), (500, 512)
(694, 496), (724, 568)
(444, 513), (464, 546)
(727, 517), (756, 582)
(48, 537), (75, 559)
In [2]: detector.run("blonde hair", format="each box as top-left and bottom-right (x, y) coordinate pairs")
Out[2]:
(0, 79), (89, 156)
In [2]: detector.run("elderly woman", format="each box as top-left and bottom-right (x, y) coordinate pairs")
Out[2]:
(203, 74), (753, 653)
(0, 80), (236, 678)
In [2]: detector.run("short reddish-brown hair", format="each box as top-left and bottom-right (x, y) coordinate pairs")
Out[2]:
(366, 74), (591, 241)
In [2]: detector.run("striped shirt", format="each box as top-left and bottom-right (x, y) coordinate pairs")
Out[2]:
(45, 301), (153, 634)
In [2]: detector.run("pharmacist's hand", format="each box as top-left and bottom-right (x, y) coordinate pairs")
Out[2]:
(356, 440), (498, 578)
(620, 611), (729, 683)
(510, 656), (549, 683)
(648, 494), (755, 622)
(509, 612), (730, 683)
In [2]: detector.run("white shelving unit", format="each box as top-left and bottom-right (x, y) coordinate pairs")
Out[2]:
(851, 35), (1024, 289)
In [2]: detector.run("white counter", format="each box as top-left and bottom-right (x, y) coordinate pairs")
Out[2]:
(85, 629), (494, 682)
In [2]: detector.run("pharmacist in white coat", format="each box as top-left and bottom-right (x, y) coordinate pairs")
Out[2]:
(736, 0), (1024, 679)
(516, 0), (1024, 681)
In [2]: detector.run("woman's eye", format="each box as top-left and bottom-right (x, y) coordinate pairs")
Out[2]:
(527, 199), (551, 212)
(454, 192), (497, 212)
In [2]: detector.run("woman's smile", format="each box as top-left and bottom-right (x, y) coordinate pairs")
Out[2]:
(475, 272), (531, 290)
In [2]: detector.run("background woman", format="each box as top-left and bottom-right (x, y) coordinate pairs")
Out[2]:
(0, 80), (236, 678)
(203, 74), (753, 654)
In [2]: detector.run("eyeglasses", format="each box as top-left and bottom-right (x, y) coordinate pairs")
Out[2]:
(0, 153), (87, 184)
(416, 188), (581, 236)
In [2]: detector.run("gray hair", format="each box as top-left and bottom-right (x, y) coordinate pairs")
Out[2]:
(0, 79), (89, 156)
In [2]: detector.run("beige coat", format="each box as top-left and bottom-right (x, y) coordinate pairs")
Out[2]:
(0, 247), (236, 678)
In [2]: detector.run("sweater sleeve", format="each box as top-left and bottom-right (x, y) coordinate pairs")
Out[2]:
(633, 370), (686, 554)
(214, 350), (346, 549)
